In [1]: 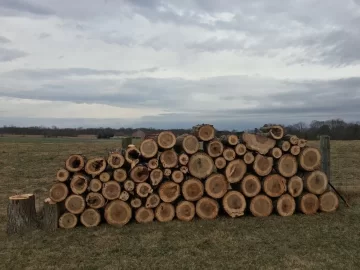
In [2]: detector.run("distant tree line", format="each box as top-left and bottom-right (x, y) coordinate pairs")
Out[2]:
(1, 119), (359, 140)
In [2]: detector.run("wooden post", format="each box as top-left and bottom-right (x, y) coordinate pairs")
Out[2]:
(122, 137), (132, 149)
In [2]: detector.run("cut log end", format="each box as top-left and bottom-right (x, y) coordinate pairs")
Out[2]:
(160, 149), (178, 169)
(145, 194), (160, 209)
(150, 169), (163, 186)
(140, 138), (158, 159)
(59, 212), (78, 229)
(89, 179), (102, 192)
(104, 200), (132, 226)
(171, 170), (184, 183)
(148, 158), (159, 170)
(130, 198), (142, 209)
(222, 191), (246, 218)
(205, 173), (228, 199)
(65, 194), (86, 214)
(240, 174), (261, 198)
(176, 201), (195, 221)
(319, 191), (339, 213)
(178, 153), (189, 166)
(125, 146), (141, 164)
(290, 146), (301, 156)
(155, 202), (175, 222)
(135, 207), (155, 223)
(284, 134), (299, 145)
(235, 144), (247, 156)
(107, 152), (125, 169)
(253, 155), (273, 177)
(269, 125), (285, 140)
(180, 166), (189, 174)
(65, 154), (85, 172)
(250, 195), (273, 217)
(124, 180), (135, 192)
(164, 168), (172, 177)
(193, 124), (215, 141)
(70, 173), (89, 195)
(182, 178), (204, 202)
(130, 165), (150, 183)
(298, 139), (307, 148)
(278, 141), (291, 152)
(276, 194), (296, 217)
(244, 152), (255, 165)
(298, 193), (319, 215)
(99, 171), (112, 183)
(102, 181), (121, 200)
(136, 182), (153, 198)
(86, 192), (105, 209)
(80, 208), (101, 227)
(49, 182), (69, 202)
(288, 176), (303, 197)
(196, 197), (219, 220)
(188, 152), (214, 179)
(56, 168), (70, 182)
(159, 182), (180, 203)
(205, 140), (224, 158)
(223, 148), (236, 161)
(242, 133), (276, 155)
(85, 157), (107, 176)
(299, 147), (321, 171)
(220, 134), (239, 146)
(225, 159), (247, 183)
(176, 134), (199, 155)
(304, 170), (328, 195)
(269, 147), (282, 159)
(263, 174), (287, 198)
(277, 154), (298, 178)
(157, 131), (176, 150)
(214, 157), (227, 170)
(113, 168), (127, 182)
(119, 191), (130, 201)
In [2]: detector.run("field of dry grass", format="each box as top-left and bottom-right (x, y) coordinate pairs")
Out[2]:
(1, 138), (360, 269)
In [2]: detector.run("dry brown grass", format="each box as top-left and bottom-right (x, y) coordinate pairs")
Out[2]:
(1, 137), (360, 269)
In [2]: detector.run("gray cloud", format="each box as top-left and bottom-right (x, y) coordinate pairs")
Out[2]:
(0, 0), (53, 16)
(0, 47), (28, 62)
(38, 32), (51, 39)
(0, 36), (11, 43)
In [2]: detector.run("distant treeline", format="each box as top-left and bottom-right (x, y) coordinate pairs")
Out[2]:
(0, 119), (359, 140)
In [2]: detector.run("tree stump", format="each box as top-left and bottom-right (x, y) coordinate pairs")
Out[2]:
(222, 191), (246, 218)
(41, 198), (63, 231)
(176, 201), (195, 221)
(196, 197), (219, 220)
(182, 178), (204, 201)
(104, 200), (132, 226)
(80, 208), (101, 227)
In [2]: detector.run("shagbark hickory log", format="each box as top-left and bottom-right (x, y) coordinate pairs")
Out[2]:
(102, 181), (121, 200)
(220, 134), (239, 146)
(148, 158), (159, 170)
(164, 168), (172, 177)
(276, 154), (298, 178)
(159, 182), (180, 203)
(223, 147), (236, 161)
(119, 191), (130, 201)
(269, 147), (282, 159)
(150, 169), (163, 186)
(89, 178), (102, 192)
(180, 166), (189, 174)
(243, 152), (255, 165)
(85, 157), (107, 177)
(290, 146), (301, 156)
(284, 134), (299, 145)
(160, 149), (178, 168)
(136, 182), (153, 198)
(99, 171), (112, 183)
(104, 200), (132, 226)
(145, 194), (161, 209)
(125, 146), (141, 164)
(130, 165), (149, 183)
(175, 134), (199, 155)
(262, 174), (287, 198)
(176, 201), (196, 221)
(214, 157), (227, 170)
(171, 170), (184, 183)
(178, 153), (189, 166)
(277, 141), (291, 152)
(124, 180), (135, 192)
(130, 197), (142, 209)
(260, 125), (285, 140)
(222, 191), (246, 218)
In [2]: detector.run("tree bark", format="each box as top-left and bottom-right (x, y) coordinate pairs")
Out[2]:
(242, 133), (276, 155)
(249, 195), (273, 217)
(175, 134), (199, 155)
(89, 178), (102, 192)
(65, 194), (86, 215)
(178, 153), (189, 166)
(130, 165), (150, 183)
(85, 157), (107, 177)
(188, 152), (214, 179)
(277, 141), (291, 152)
(41, 198), (63, 231)
(130, 197), (142, 209)
(150, 169), (163, 186)
(113, 168), (127, 183)
(290, 146), (301, 156)
(135, 207), (154, 223)
(160, 149), (178, 168)
(86, 192), (106, 209)
(80, 208), (101, 227)
(319, 191), (339, 213)
(298, 147), (321, 171)
(276, 154), (298, 178)
(223, 147), (236, 161)
(260, 125), (285, 140)
(70, 173), (90, 195)
(59, 212), (78, 229)
(49, 182), (69, 202)
(140, 138), (158, 159)
(119, 191), (130, 201)
(155, 202), (175, 222)
(220, 134), (239, 146)
(196, 197), (219, 220)
(222, 191), (246, 218)
(214, 157), (227, 170)
(124, 180), (135, 192)
(99, 171), (112, 183)
(287, 176), (303, 197)
(192, 124), (215, 141)
(159, 181), (180, 203)
(268, 147), (282, 159)
(262, 174), (287, 198)
(182, 178), (204, 202)
(224, 159), (247, 183)
(253, 154), (273, 177)
(204, 139), (224, 158)
(104, 200), (132, 226)
(156, 131), (176, 150)
(284, 134), (299, 145)
(148, 158), (159, 170)
(304, 170), (328, 195)
(176, 201), (195, 221)
(136, 182), (153, 198)
(145, 194), (160, 209)
(235, 143), (247, 156)
(297, 193), (319, 215)
(205, 173), (228, 199)
(102, 181), (121, 200)
(240, 174), (261, 198)
(171, 170), (184, 183)
(107, 151), (125, 169)
(65, 154), (86, 173)
(275, 194), (296, 217)
(244, 152), (255, 165)
(7, 194), (38, 235)
(56, 168), (70, 182)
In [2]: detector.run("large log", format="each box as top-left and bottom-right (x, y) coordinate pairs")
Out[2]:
(182, 178), (204, 201)
(104, 200), (132, 226)
(220, 134), (238, 146)
(192, 124), (215, 141)
(205, 173), (228, 199)
(65, 154), (85, 173)
(298, 193), (319, 215)
(155, 202), (175, 222)
(283, 134), (299, 145)
(253, 155), (273, 177)
(240, 174), (261, 198)
(59, 212), (78, 229)
(268, 147), (282, 159)
(86, 192), (105, 209)
(224, 159), (247, 183)
(156, 131), (176, 150)
(70, 173), (90, 195)
(188, 152), (214, 179)
(160, 149), (178, 169)
(135, 207), (154, 223)
(287, 176), (303, 197)
(85, 157), (107, 177)
(176, 201), (196, 221)
(136, 182), (153, 198)
(214, 157), (227, 170)
(56, 168), (70, 182)
(275, 194), (296, 217)
(263, 174), (287, 198)
(235, 143), (247, 156)
(107, 151), (125, 169)
(49, 182), (68, 202)
(41, 198), (63, 231)
(298, 147), (321, 171)
(150, 169), (163, 186)
(159, 182), (180, 203)
(223, 147), (236, 161)
(319, 191), (339, 213)
(243, 152), (255, 165)
(130, 165), (150, 183)
(65, 194), (86, 214)
(178, 153), (189, 166)
(196, 197), (219, 220)
(276, 154), (298, 178)
(148, 158), (159, 170)
(249, 195), (273, 217)
(175, 134), (199, 155)
(102, 181), (121, 200)
(171, 170), (184, 183)
(204, 139), (224, 158)
(222, 191), (246, 218)
(140, 138), (158, 159)
(145, 194), (161, 209)
(99, 171), (112, 183)
(242, 133), (276, 155)
(304, 170), (328, 195)
(7, 194), (38, 235)
(113, 168), (127, 182)
(80, 208), (101, 227)
(89, 178), (102, 192)
(260, 125), (285, 140)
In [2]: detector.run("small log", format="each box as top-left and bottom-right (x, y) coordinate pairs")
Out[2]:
(70, 173), (90, 195)
(171, 170), (184, 183)
(113, 168), (127, 183)
(145, 194), (161, 209)
(136, 182), (153, 198)
(220, 134), (238, 146)
(56, 168), (70, 182)
(65, 194), (86, 215)
(223, 147), (236, 161)
(59, 212), (78, 229)
(89, 178), (102, 192)
(275, 194), (296, 217)
(276, 154), (298, 178)
(85, 157), (107, 177)
(319, 191), (339, 213)
(80, 208), (101, 227)
(176, 201), (195, 221)
(188, 152), (214, 179)
(155, 202), (175, 222)
(242, 133), (276, 155)
(41, 198), (63, 231)
(159, 182), (180, 203)
(107, 152), (125, 169)
(243, 152), (255, 165)
(180, 166), (189, 174)
(104, 200), (132, 226)
(102, 181), (121, 200)
(7, 194), (38, 235)
(150, 169), (163, 186)
(250, 195), (273, 217)
(86, 192), (105, 209)
(235, 143), (247, 156)
(130, 165), (150, 183)
(214, 157), (227, 170)
(304, 170), (328, 195)
(298, 139), (307, 148)
(130, 197), (142, 209)
(240, 174), (261, 198)
(125, 146), (141, 164)
(196, 197), (219, 220)
(148, 158), (159, 170)
(124, 180), (135, 192)
(164, 168), (172, 177)
(287, 176), (303, 197)
(160, 149), (178, 168)
(99, 171), (112, 183)
(253, 154), (273, 177)
(140, 138), (158, 159)
(268, 147), (282, 159)
(205, 173), (228, 199)
(263, 174), (287, 198)
(290, 146), (301, 156)
(204, 139), (224, 158)
(65, 154), (85, 173)
(284, 134), (299, 145)
(119, 191), (130, 201)
(135, 207), (154, 223)
(222, 191), (246, 218)
(49, 182), (68, 202)
(178, 153), (189, 166)
(175, 134), (199, 155)
(277, 141), (291, 152)
(192, 124), (215, 141)
(260, 125), (284, 140)
(182, 178), (204, 201)
(298, 193), (319, 215)
(298, 147), (321, 171)
(224, 159), (247, 183)
(156, 131), (176, 150)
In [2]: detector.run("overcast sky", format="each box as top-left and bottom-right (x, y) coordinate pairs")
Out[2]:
(1, 0), (360, 130)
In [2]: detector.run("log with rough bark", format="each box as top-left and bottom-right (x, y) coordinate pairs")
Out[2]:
(145, 194), (160, 209)
(250, 195), (273, 217)
(119, 191), (130, 201)
(290, 146), (301, 156)
(276, 154), (298, 178)
(244, 152), (255, 165)
(298, 147), (321, 171)
(287, 176), (303, 197)
(224, 159), (247, 183)
(130, 165), (149, 183)
(180, 166), (189, 174)
(102, 181), (121, 200)
(107, 151), (125, 169)
(171, 170), (184, 183)
(113, 168), (127, 183)
(205, 173), (228, 199)
(86, 192), (105, 209)
(204, 139), (224, 158)
(277, 140), (291, 152)
(99, 171), (112, 183)
(130, 197), (142, 209)
(150, 169), (163, 186)
(159, 182), (180, 203)
(41, 198), (63, 231)
(182, 178), (204, 201)
(298, 139), (307, 148)
(85, 157), (107, 177)
(223, 147), (236, 161)
(104, 200), (132, 226)
(89, 178), (102, 192)
(284, 134), (299, 145)
(304, 170), (328, 195)
(253, 154), (273, 177)
(49, 182), (69, 202)
(7, 194), (38, 235)
(164, 168), (172, 177)
(148, 158), (159, 170)
(140, 138), (158, 159)
(175, 134), (199, 155)
(65, 194), (86, 215)
(214, 157), (227, 170)
(70, 173), (90, 195)
(260, 125), (285, 140)
(124, 180), (135, 192)
(188, 152), (214, 179)
(196, 197), (219, 220)
(135, 207), (154, 223)
(298, 193), (319, 215)
(275, 194), (296, 217)
(176, 201), (195, 221)
(269, 147), (282, 159)
(192, 124), (215, 142)
(319, 191), (339, 212)
(56, 168), (70, 182)
(155, 202), (175, 222)
(240, 174), (261, 198)
(222, 191), (246, 218)
(263, 174), (287, 198)
(160, 149), (178, 168)
(125, 146), (141, 164)
(178, 153), (189, 166)
(235, 143), (247, 156)
(59, 212), (78, 229)
(156, 131), (176, 150)
(80, 208), (101, 227)
(136, 182), (153, 198)
(220, 134), (239, 146)
(65, 154), (86, 173)
(242, 133), (276, 155)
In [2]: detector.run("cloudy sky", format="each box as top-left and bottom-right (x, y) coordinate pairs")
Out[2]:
(1, 0), (360, 130)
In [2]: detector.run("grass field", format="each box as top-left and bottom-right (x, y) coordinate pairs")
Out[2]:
(1, 138), (360, 269)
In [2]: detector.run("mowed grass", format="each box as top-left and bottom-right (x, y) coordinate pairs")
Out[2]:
(1, 138), (360, 269)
